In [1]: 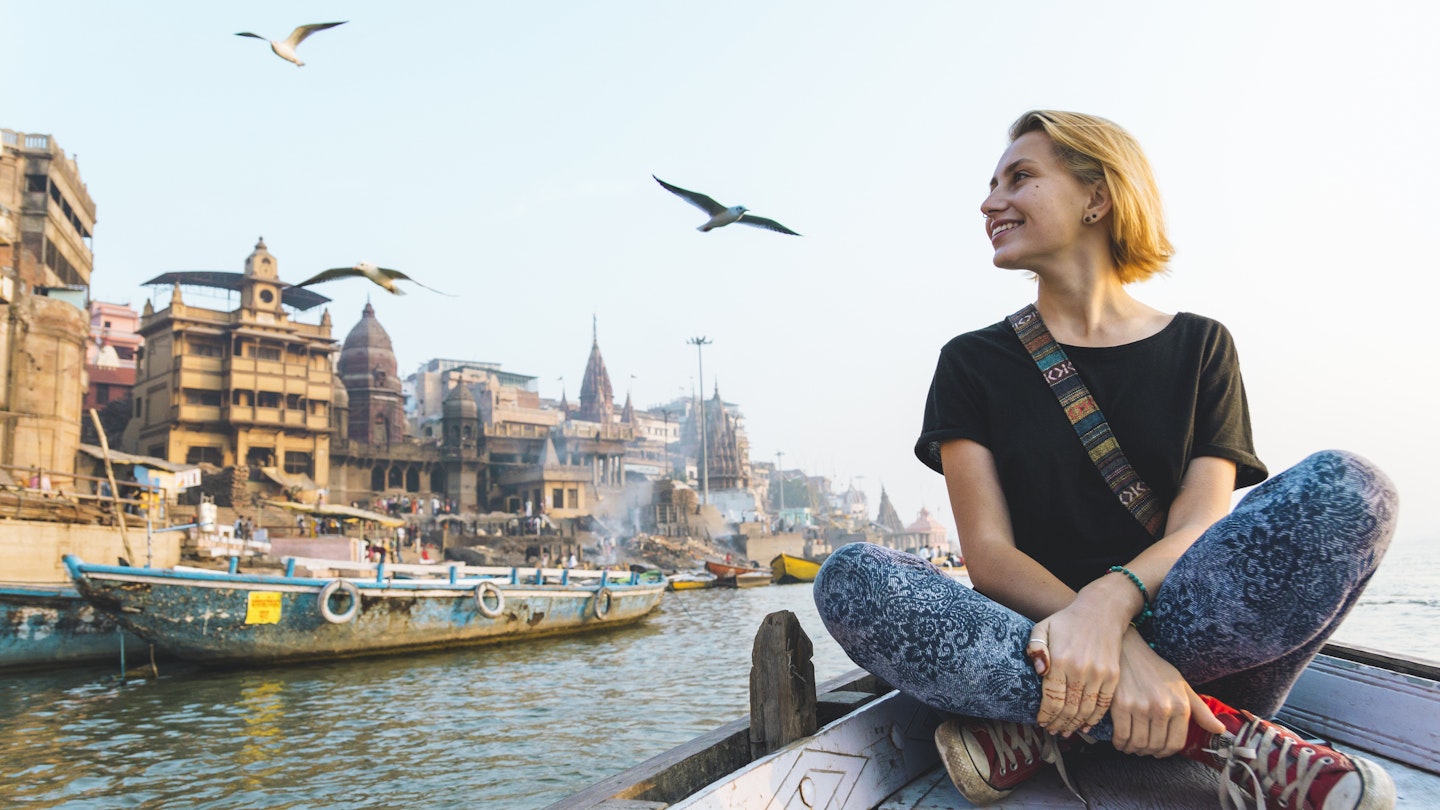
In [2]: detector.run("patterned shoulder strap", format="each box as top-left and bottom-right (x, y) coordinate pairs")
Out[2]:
(1007, 304), (1168, 539)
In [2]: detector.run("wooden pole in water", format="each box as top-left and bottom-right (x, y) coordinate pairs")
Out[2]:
(748, 610), (817, 759)
(88, 408), (135, 565)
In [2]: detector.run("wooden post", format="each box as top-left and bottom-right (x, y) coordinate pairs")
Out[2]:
(88, 408), (136, 565)
(749, 610), (817, 760)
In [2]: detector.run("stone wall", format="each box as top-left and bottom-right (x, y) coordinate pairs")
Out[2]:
(0, 519), (182, 583)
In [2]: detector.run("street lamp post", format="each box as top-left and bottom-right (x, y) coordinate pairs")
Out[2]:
(686, 336), (712, 506)
(775, 450), (785, 516)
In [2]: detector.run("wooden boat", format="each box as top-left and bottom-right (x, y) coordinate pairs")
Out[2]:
(704, 561), (773, 588)
(667, 572), (716, 591)
(704, 560), (765, 579)
(552, 614), (1440, 809)
(0, 583), (147, 671)
(64, 555), (665, 666)
(769, 552), (821, 584)
(733, 571), (773, 588)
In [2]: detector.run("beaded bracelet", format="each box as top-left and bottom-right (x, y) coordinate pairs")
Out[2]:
(1109, 565), (1154, 625)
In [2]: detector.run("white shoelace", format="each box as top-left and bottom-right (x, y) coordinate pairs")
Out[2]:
(975, 719), (1087, 805)
(1205, 717), (1332, 809)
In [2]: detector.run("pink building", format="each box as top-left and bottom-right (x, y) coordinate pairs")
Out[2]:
(84, 300), (142, 411)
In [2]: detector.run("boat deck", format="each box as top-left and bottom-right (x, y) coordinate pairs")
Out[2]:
(560, 642), (1440, 809)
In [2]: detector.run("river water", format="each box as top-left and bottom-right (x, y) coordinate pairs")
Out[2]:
(2, 539), (1435, 809)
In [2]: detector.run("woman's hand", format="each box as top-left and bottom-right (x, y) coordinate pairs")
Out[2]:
(1108, 630), (1223, 756)
(1026, 601), (1127, 737)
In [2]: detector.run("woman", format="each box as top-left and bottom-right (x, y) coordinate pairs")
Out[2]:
(813, 110), (1397, 810)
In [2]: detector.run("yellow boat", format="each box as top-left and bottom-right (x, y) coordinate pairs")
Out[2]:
(666, 572), (716, 591)
(769, 553), (821, 584)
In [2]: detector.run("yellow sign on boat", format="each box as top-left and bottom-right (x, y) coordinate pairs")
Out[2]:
(245, 592), (283, 624)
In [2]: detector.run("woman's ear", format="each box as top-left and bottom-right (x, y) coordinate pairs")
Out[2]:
(1084, 181), (1112, 223)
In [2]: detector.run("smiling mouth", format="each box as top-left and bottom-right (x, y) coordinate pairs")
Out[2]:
(990, 222), (1020, 240)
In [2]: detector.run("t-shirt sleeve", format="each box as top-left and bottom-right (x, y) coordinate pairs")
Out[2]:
(1193, 323), (1268, 488)
(914, 341), (989, 475)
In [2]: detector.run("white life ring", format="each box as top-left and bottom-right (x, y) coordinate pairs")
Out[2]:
(474, 581), (505, 618)
(317, 579), (361, 624)
(592, 586), (613, 620)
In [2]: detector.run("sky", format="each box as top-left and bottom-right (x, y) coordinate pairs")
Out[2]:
(4, 1), (1438, 545)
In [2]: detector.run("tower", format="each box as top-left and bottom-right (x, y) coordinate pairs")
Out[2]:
(576, 317), (614, 424)
(240, 237), (284, 318)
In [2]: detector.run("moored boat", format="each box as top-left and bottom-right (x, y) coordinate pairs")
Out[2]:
(769, 552), (821, 584)
(64, 555), (665, 666)
(732, 571), (773, 588)
(704, 560), (773, 588)
(667, 572), (717, 591)
(0, 583), (147, 671)
(552, 616), (1440, 809)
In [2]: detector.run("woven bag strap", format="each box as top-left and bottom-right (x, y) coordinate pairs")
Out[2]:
(1007, 304), (1168, 539)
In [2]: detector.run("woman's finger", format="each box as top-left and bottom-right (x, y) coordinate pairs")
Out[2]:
(1025, 638), (1049, 676)
(1036, 672), (1069, 727)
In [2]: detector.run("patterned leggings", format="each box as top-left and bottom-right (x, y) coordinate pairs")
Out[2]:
(812, 450), (1397, 739)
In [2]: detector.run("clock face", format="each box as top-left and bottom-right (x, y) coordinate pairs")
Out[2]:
(259, 288), (275, 304)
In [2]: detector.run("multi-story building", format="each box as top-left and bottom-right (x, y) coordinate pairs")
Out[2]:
(0, 129), (95, 472)
(84, 300), (142, 412)
(0, 129), (95, 290)
(124, 239), (337, 483)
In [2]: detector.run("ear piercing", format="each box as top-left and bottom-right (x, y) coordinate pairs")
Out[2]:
(1084, 214), (1097, 223)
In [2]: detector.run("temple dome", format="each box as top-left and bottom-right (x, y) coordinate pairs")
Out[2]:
(338, 302), (400, 393)
(443, 383), (478, 420)
(330, 371), (349, 410)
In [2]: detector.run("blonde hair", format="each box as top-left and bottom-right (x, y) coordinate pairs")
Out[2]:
(1009, 110), (1173, 283)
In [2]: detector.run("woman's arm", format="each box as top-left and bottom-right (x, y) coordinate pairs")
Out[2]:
(945, 435), (1236, 752)
(939, 439), (1076, 619)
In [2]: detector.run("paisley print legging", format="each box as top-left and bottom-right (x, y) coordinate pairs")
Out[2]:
(812, 450), (1397, 739)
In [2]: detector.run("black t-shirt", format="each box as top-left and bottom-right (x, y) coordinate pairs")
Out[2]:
(915, 312), (1268, 591)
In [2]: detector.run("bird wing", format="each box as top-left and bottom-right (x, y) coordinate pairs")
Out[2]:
(653, 175), (727, 216)
(736, 215), (801, 236)
(292, 267), (363, 288)
(235, 32), (269, 40)
(377, 267), (455, 296)
(286, 21), (347, 47)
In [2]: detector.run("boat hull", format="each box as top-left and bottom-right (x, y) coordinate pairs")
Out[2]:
(65, 557), (665, 665)
(0, 584), (146, 671)
(770, 553), (820, 584)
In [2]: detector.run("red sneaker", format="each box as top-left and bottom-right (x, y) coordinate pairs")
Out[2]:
(934, 717), (1078, 806)
(1182, 698), (1396, 810)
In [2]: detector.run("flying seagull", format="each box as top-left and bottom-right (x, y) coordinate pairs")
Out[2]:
(235, 21), (347, 67)
(292, 262), (452, 296)
(652, 175), (801, 235)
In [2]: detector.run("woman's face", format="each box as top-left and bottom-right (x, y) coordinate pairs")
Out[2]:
(980, 131), (1096, 271)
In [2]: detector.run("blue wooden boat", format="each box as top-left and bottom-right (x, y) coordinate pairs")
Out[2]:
(0, 583), (146, 671)
(63, 555), (666, 666)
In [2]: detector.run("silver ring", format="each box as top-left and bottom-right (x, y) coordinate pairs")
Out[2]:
(1027, 638), (1048, 646)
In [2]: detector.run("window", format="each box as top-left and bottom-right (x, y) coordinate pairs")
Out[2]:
(148, 445), (167, 459)
(283, 452), (313, 476)
(26, 175), (46, 193)
(552, 488), (564, 510)
(257, 391), (281, 408)
(285, 394), (303, 410)
(256, 346), (281, 361)
(94, 384), (110, 405)
(115, 346), (135, 360)
(567, 488), (578, 509)
(189, 338), (223, 357)
(184, 389), (222, 406)
(186, 447), (223, 465)
(134, 397), (143, 417)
